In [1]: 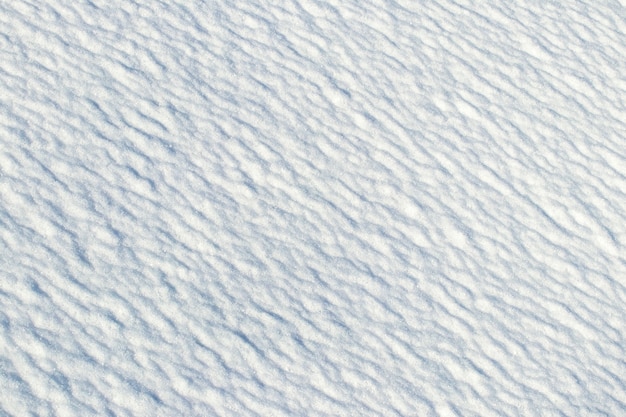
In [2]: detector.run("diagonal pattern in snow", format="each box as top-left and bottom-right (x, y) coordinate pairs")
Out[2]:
(1, 0), (625, 416)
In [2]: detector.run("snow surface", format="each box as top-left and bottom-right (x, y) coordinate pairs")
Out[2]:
(1, 0), (626, 416)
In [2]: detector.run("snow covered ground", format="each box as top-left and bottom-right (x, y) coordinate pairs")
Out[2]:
(1, 0), (625, 415)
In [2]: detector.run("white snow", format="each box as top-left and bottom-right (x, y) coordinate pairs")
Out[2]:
(1, 0), (625, 416)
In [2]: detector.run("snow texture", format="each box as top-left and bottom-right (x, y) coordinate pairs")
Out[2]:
(1, 0), (626, 416)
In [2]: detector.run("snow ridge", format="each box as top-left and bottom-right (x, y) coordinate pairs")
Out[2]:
(1, 1), (625, 416)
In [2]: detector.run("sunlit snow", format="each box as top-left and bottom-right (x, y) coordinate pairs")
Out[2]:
(1, 1), (625, 416)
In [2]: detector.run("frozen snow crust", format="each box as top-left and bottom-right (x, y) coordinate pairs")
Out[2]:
(1, 1), (625, 416)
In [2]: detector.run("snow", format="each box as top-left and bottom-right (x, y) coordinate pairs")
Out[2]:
(1, 0), (625, 416)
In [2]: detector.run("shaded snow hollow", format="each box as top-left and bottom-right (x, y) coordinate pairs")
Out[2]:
(1, 1), (625, 416)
